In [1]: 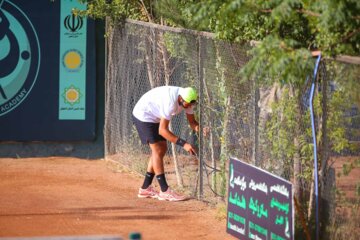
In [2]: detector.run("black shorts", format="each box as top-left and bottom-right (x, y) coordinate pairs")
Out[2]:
(132, 115), (166, 144)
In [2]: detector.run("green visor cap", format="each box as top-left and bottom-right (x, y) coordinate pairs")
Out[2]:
(179, 87), (198, 103)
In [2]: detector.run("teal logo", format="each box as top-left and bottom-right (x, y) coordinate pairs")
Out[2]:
(0, 0), (40, 116)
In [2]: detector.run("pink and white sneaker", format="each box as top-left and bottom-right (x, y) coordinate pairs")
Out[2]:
(158, 187), (187, 202)
(138, 186), (159, 199)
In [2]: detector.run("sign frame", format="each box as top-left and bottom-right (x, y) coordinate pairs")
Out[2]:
(226, 157), (294, 240)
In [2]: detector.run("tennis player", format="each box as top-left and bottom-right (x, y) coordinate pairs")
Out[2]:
(132, 86), (199, 201)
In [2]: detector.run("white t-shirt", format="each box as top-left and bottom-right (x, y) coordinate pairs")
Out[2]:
(132, 86), (194, 123)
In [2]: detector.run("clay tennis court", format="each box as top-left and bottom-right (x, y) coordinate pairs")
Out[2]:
(0, 157), (231, 240)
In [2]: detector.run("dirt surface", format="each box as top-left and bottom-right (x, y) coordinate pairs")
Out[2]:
(0, 157), (232, 240)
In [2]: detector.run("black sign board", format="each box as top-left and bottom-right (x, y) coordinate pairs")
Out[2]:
(227, 157), (294, 240)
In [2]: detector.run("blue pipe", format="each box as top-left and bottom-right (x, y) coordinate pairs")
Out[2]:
(309, 54), (321, 240)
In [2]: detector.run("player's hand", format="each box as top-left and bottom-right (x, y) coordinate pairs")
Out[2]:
(183, 143), (197, 155)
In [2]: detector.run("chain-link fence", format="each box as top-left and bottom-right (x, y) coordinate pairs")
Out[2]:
(104, 19), (360, 239)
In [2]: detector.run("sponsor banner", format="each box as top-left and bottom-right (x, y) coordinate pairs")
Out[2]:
(59, 0), (87, 120)
(226, 157), (294, 240)
(0, 0), (96, 141)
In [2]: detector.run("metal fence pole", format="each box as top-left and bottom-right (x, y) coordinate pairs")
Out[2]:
(252, 79), (260, 166)
(310, 54), (322, 240)
(198, 36), (204, 199)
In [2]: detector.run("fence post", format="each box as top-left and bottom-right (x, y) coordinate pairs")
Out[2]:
(252, 79), (260, 166)
(310, 54), (322, 240)
(198, 36), (204, 199)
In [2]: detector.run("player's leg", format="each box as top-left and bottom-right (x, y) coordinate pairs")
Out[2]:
(137, 155), (159, 198)
(139, 139), (166, 191)
(149, 141), (168, 191)
(139, 156), (155, 188)
(133, 116), (161, 198)
(150, 141), (187, 202)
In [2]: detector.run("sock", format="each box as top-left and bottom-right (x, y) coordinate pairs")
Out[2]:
(141, 172), (155, 189)
(156, 174), (169, 192)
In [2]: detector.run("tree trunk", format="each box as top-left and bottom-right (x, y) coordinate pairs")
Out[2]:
(169, 122), (184, 187)
(307, 172), (315, 219)
(215, 44), (231, 196)
(290, 85), (302, 201)
(253, 82), (260, 166)
(145, 33), (156, 88)
(159, 26), (184, 187)
(220, 96), (231, 195)
(104, 20), (114, 155)
(202, 69), (217, 190)
(293, 136), (302, 201)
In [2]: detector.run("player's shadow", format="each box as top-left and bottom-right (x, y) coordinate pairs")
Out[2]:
(0, 206), (175, 220)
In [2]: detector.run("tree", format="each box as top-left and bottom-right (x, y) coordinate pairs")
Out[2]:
(155, 0), (360, 80)
(77, 0), (360, 75)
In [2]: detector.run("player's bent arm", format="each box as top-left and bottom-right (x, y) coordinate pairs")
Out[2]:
(159, 118), (196, 154)
(186, 113), (199, 132)
(159, 118), (178, 143)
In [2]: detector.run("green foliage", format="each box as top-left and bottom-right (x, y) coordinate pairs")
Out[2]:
(264, 80), (354, 182)
(241, 36), (314, 86)
(265, 88), (298, 178)
(154, 0), (197, 28)
(79, 0), (360, 86)
(215, 202), (227, 220)
(342, 162), (354, 176)
(310, 73), (354, 155)
(183, 0), (360, 53)
(314, 0), (360, 55)
(327, 91), (352, 153)
(162, 32), (198, 84)
(330, 63), (360, 108)
(154, 0), (360, 84)
(75, 0), (144, 23)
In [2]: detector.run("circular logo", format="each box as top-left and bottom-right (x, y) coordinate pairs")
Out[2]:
(66, 88), (79, 102)
(0, 1), (40, 116)
(62, 85), (82, 106)
(62, 49), (83, 71)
